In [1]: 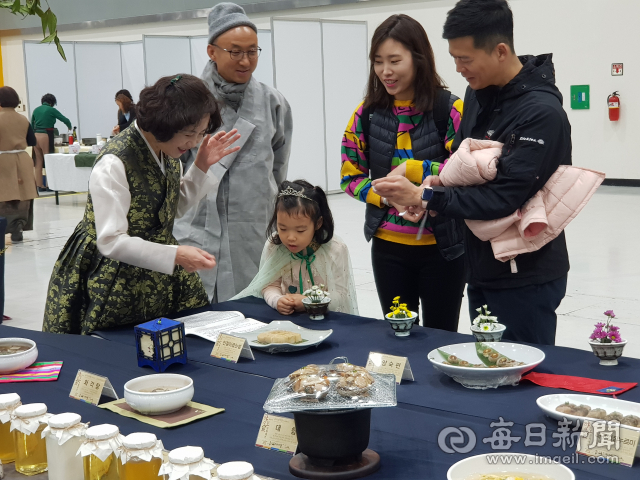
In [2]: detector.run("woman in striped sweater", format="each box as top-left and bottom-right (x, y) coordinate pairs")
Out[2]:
(340, 14), (466, 332)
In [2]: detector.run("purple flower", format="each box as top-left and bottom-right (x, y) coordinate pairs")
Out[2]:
(604, 310), (616, 318)
(594, 322), (605, 329)
(609, 333), (621, 343)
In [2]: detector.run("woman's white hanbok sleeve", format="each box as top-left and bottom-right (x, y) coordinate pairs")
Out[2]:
(90, 154), (178, 274)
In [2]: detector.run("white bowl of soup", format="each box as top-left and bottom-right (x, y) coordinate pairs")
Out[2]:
(124, 373), (193, 415)
(447, 453), (575, 480)
(0, 338), (38, 374)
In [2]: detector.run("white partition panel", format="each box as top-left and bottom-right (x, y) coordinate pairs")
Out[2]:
(322, 22), (368, 192)
(273, 20), (326, 189)
(24, 41), (78, 134)
(143, 36), (192, 85)
(75, 43), (123, 140)
(190, 36), (209, 76)
(254, 30), (274, 88)
(121, 41), (145, 101)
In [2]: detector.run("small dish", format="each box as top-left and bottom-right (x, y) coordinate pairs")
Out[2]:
(238, 321), (333, 353)
(428, 342), (544, 389)
(124, 373), (193, 415)
(447, 453), (574, 480)
(0, 338), (38, 374)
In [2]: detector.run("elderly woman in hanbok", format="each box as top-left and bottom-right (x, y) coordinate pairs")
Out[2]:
(43, 74), (240, 335)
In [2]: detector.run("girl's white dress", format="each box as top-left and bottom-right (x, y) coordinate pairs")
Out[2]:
(231, 235), (359, 315)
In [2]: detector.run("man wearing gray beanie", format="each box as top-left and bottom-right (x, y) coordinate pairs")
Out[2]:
(174, 2), (293, 303)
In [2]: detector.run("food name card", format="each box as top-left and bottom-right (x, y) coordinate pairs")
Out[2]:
(365, 352), (414, 384)
(255, 413), (298, 455)
(69, 369), (118, 406)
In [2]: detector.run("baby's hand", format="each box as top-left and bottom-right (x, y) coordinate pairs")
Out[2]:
(277, 296), (296, 315)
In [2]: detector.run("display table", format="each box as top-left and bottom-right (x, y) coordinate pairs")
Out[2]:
(43, 153), (92, 204)
(2, 299), (637, 479)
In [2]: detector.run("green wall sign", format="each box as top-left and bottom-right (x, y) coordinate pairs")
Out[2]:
(571, 85), (590, 110)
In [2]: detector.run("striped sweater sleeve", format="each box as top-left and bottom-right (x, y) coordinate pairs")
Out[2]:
(340, 102), (382, 207)
(405, 98), (464, 184)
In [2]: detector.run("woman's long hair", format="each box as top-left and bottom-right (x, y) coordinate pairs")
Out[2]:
(363, 14), (446, 113)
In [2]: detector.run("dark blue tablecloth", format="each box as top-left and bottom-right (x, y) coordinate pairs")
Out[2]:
(4, 297), (639, 479)
(95, 298), (640, 427)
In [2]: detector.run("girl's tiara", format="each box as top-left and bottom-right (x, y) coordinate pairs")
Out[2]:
(277, 186), (317, 203)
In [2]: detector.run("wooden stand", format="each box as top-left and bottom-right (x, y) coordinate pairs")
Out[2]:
(289, 449), (380, 480)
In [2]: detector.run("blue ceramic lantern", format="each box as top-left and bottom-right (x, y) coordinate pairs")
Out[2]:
(134, 318), (187, 372)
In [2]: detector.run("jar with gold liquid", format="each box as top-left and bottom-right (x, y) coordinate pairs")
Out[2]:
(158, 446), (216, 480)
(217, 461), (256, 480)
(44, 412), (87, 480)
(118, 432), (163, 480)
(79, 424), (123, 480)
(10, 403), (50, 475)
(0, 393), (21, 463)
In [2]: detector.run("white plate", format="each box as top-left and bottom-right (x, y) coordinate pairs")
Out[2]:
(428, 342), (545, 389)
(447, 453), (574, 480)
(237, 321), (333, 353)
(537, 393), (640, 432)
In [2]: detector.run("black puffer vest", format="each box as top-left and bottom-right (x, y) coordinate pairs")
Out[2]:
(364, 91), (465, 261)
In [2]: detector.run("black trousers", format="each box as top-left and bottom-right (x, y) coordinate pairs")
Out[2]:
(467, 274), (568, 346)
(371, 237), (466, 332)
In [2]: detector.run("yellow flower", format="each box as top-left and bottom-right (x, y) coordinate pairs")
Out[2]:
(393, 296), (400, 301)
(400, 303), (407, 309)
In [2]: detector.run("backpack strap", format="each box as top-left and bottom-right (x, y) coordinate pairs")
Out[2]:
(433, 89), (452, 143)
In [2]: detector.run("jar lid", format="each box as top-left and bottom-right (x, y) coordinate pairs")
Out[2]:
(14, 403), (46, 418)
(123, 432), (157, 449)
(168, 446), (204, 464)
(0, 393), (20, 409)
(218, 461), (254, 480)
(85, 424), (120, 440)
(48, 412), (81, 429)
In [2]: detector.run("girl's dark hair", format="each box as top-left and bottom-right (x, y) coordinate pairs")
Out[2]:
(115, 93), (134, 114)
(267, 180), (334, 246)
(0, 86), (21, 108)
(115, 89), (133, 101)
(364, 14), (446, 113)
(41, 93), (57, 106)
(136, 74), (222, 143)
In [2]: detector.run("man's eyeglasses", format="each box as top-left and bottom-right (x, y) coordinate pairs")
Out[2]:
(212, 44), (262, 60)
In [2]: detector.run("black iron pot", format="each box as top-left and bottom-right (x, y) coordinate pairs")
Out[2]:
(293, 408), (371, 463)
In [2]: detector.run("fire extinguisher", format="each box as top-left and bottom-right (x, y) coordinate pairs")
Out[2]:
(608, 91), (620, 121)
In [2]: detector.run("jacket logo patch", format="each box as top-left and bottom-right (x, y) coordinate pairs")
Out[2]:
(485, 130), (495, 139)
(519, 136), (545, 145)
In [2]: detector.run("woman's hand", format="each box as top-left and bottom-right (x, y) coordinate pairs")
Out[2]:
(112, 125), (120, 136)
(277, 296), (296, 315)
(175, 245), (216, 273)
(194, 129), (241, 173)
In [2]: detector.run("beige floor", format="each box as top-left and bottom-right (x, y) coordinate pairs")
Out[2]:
(4, 187), (640, 358)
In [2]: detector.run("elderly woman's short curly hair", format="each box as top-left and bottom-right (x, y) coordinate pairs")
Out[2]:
(136, 74), (222, 143)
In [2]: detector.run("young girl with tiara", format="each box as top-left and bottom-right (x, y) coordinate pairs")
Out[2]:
(232, 180), (358, 316)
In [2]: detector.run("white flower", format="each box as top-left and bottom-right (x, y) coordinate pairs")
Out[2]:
(476, 307), (482, 313)
(481, 324), (491, 332)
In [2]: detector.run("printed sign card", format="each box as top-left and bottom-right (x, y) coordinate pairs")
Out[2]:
(365, 352), (414, 384)
(577, 419), (640, 467)
(255, 413), (298, 455)
(69, 369), (118, 406)
(210, 333), (254, 362)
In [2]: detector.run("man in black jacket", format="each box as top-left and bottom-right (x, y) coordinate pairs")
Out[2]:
(372, 0), (570, 345)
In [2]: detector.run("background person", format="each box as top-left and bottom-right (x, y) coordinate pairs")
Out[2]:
(0, 86), (38, 242)
(43, 74), (240, 335)
(340, 14), (465, 331)
(112, 89), (137, 136)
(30, 93), (72, 188)
(373, 0), (571, 345)
(174, 2), (293, 303)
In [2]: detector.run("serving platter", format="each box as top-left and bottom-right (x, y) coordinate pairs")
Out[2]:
(237, 321), (333, 353)
(428, 342), (545, 389)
